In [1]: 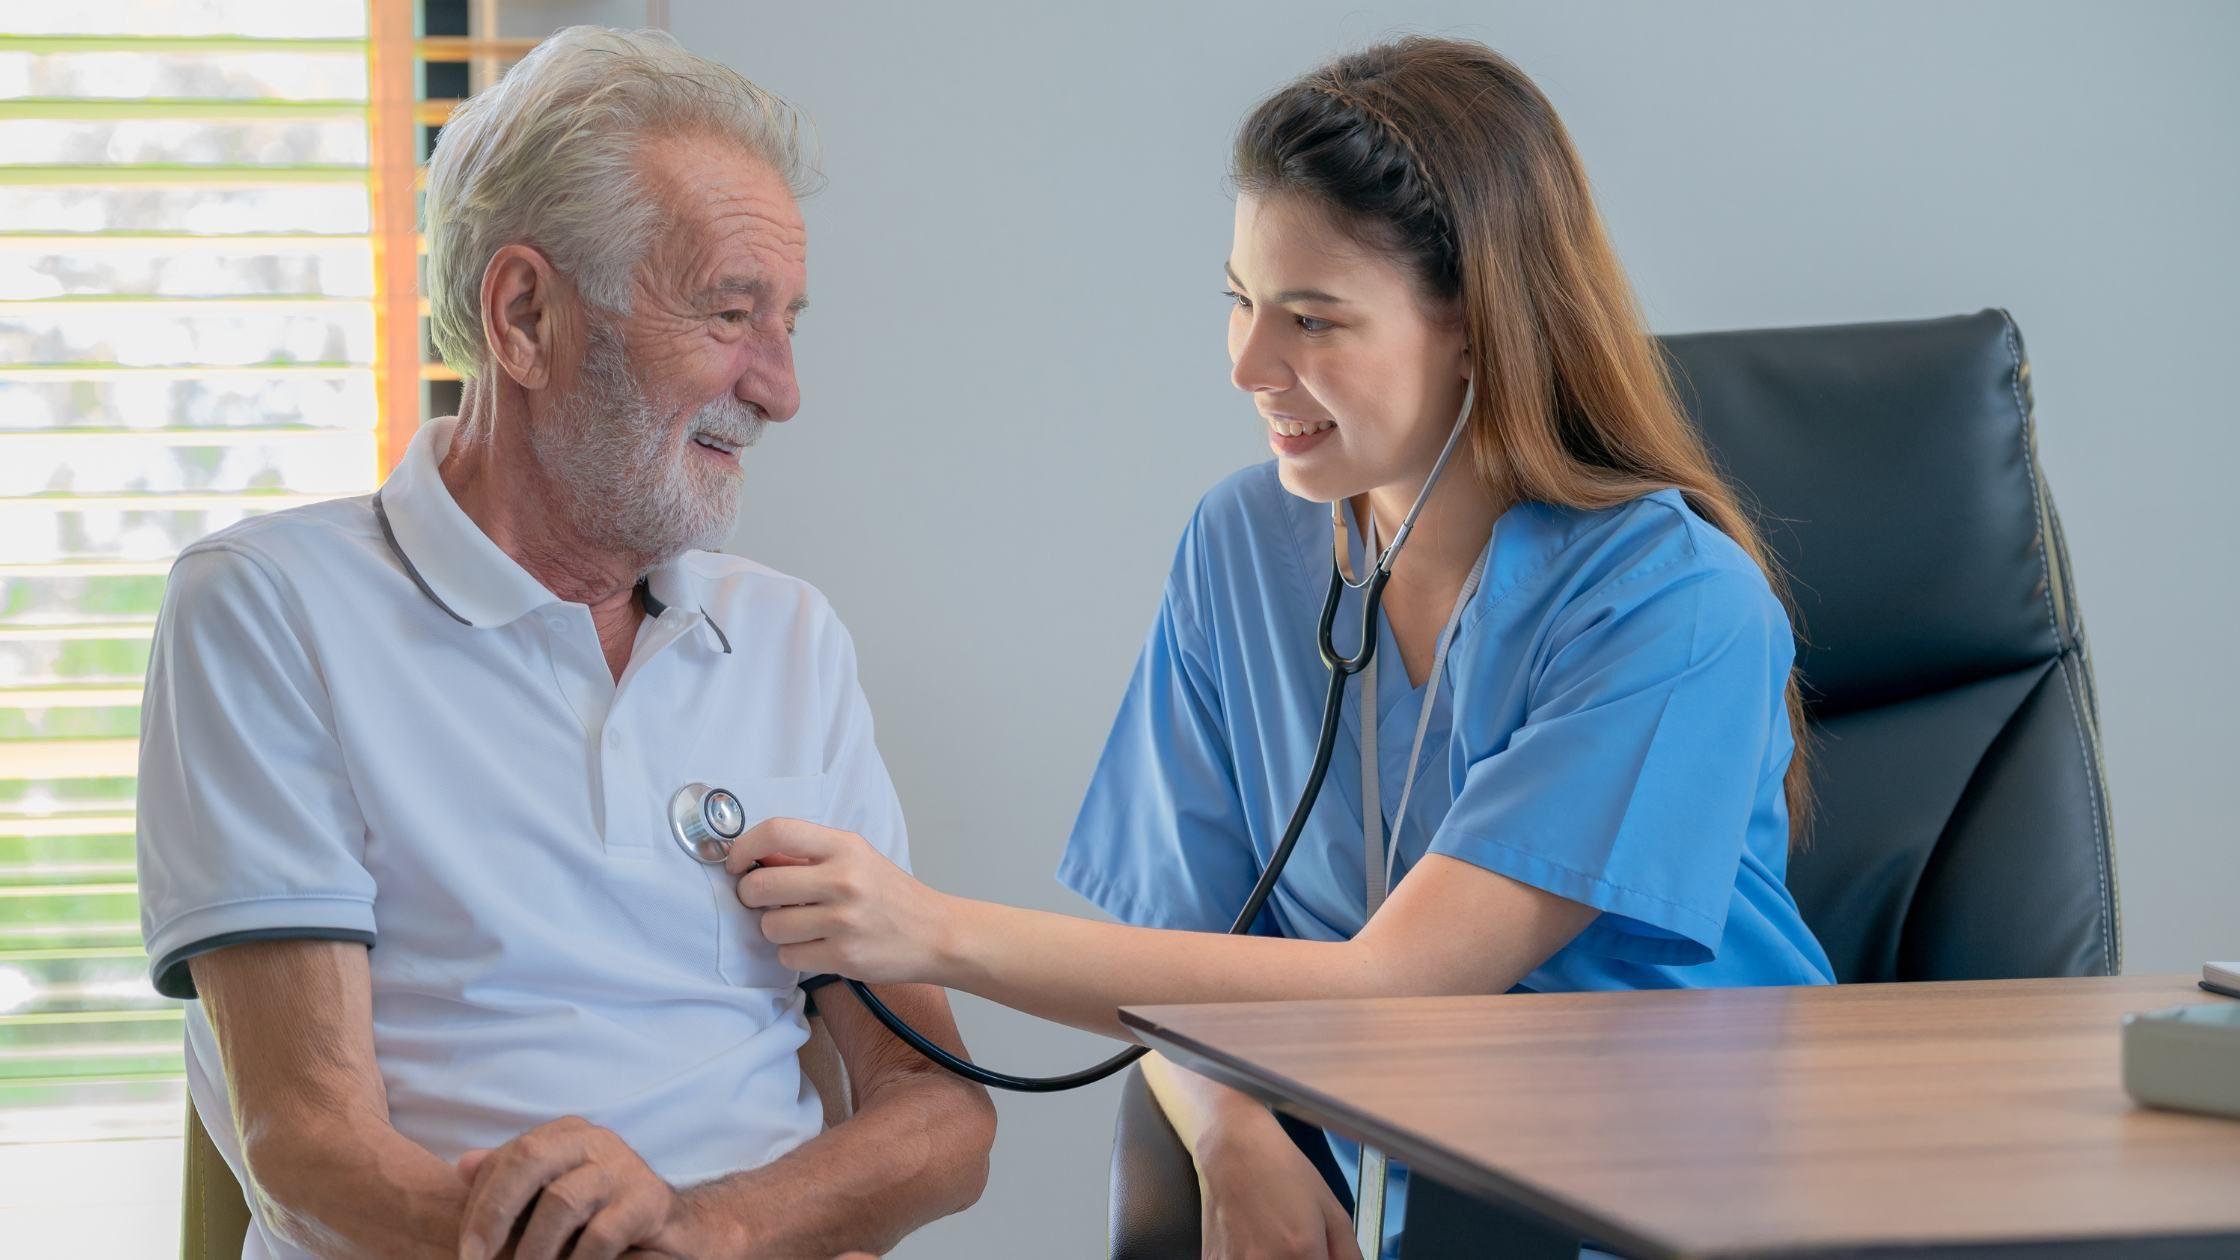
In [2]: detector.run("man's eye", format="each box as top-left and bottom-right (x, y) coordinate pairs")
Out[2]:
(719, 310), (751, 325)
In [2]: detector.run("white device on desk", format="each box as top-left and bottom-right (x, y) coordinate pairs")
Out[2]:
(2122, 966), (2240, 1122)
(2201, 960), (2240, 1000)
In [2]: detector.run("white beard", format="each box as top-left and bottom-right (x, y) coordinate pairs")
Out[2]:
(528, 318), (765, 564)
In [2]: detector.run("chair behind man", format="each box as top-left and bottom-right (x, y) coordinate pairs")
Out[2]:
(1105, 308), (2121, 1257)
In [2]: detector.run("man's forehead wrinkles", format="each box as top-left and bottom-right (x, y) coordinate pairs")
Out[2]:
(706, 208), (806, 251)
(687, 252), (806, 304)
(641, 161), (805, 313)
(694, 180), (803, 231)
(672, 209), (804, 298)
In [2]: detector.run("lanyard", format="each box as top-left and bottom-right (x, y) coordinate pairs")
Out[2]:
(1353, 512), (1489, 1257)
(1357, 513), (1489, 916)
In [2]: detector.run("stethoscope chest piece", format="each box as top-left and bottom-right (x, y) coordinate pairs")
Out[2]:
(668, 782), (745, 864)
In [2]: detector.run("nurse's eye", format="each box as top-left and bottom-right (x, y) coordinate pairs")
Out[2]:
(1295, 314), (1334, 334)
(1222, 288), (1251, 311)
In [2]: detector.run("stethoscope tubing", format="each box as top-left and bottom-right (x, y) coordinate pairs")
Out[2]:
(828, 528), (1393, 1091)
(829, 622), (1360, 1091)
(816, 389), (1470, 1092)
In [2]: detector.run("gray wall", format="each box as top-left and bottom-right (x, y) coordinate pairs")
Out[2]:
(664, 2), (2240, 1254)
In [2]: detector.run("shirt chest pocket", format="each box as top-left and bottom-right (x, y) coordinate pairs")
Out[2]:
(698, 771), (834, 989)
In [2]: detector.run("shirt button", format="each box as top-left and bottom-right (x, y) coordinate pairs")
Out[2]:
(546, 615), (567, 632)
(606, 730), (623, 749)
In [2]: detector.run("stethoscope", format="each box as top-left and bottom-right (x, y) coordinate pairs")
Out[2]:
(666, 385), (1478, 1096)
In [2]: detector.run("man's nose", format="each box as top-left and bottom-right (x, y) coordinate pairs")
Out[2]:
(739, 335), (800, 423)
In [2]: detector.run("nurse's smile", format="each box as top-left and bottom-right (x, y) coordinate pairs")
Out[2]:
(1264, 411), (1337, 457)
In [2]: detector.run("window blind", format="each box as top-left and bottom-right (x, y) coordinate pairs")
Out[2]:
(0, 2), (381, 1143)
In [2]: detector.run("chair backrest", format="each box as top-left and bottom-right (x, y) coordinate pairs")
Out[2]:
(1108, 310), (2125, 1260)
(1663, 309), (2118, 981)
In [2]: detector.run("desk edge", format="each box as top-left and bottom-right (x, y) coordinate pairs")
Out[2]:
(1117, 998), (2240, 1260)
(1120, 1006), (1684, 1260)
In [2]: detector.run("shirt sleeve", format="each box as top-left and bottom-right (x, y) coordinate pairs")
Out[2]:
(1430, 561), (1791, 966)
(812, 611), (911, 873)
(1055, 514), (1265, 933)
(136, 544), (377, 999)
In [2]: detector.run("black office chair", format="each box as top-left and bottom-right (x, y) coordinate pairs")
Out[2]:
(1105, 310), (2120, 1258)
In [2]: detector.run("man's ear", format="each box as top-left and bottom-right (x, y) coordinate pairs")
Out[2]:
(479, 244), (566, 391)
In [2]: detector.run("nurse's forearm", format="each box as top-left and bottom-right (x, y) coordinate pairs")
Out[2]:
(933, 898), (1374, 1040)
(927, 855), (1596, 1040)
(1141, 1050), (1280, 1159)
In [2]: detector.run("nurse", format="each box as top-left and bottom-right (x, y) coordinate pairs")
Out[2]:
(731, 36), (1835, 1260)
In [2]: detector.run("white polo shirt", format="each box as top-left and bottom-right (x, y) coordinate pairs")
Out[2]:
(136, 416), (909, 1260)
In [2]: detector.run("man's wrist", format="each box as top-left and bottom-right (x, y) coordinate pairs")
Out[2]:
(668, 1184), (750, 1258)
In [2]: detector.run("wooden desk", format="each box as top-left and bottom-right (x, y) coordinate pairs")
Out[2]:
(1121, 975), (2240, 1258)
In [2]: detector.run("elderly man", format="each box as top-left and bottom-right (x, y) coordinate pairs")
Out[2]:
(135, 26), (994, 1260)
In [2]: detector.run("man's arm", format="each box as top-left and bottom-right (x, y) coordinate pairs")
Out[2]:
(191, 939), (473, 1259)
(459, 982), (995, 1259)
(678, 981), (996, 1257)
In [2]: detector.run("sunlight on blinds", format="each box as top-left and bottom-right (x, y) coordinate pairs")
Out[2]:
(0, 0), (380, 1144)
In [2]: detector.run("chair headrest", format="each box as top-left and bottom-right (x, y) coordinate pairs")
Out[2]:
(1662, 310), (2074, 715)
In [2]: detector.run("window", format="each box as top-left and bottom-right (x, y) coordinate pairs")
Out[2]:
(0, 0), (388, 1151)
(0, 0), (538, 1157)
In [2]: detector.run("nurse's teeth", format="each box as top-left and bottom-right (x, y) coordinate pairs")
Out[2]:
(1269, 419), (1336, 437)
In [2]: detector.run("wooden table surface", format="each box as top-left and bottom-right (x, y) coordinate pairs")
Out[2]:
(1121, 975), (2240, 1258)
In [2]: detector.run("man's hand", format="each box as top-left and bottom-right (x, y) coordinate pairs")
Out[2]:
(456, 1117), (691, 1260)
(726, 818), (958, 985)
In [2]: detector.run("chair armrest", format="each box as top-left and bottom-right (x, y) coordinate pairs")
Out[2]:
(184, 1096), (252, 1260)
(799, 1013), (852, 1129)
(1109, 1064), (1202, 1260)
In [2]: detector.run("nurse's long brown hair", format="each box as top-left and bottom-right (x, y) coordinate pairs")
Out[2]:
(1235, 36), (1814, 842)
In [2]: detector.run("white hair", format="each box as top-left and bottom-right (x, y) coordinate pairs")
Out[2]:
(423, 26), (816, 378)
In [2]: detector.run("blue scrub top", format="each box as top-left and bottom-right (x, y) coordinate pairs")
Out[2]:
(1057, 462), (1834, 1256)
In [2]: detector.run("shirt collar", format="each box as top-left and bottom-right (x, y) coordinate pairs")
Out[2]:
(638, 558), (733, 654)
(373, 416), (730, 653)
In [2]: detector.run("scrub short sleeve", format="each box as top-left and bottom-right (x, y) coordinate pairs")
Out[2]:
(136, 544), (377, 999)
(1057, 514), (1262, 932)
(1431, 562), (1790, 966)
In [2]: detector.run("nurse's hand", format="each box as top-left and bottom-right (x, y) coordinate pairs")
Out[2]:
(1197, 1111), (1364, 1260)
(727, 818), (956, 984)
